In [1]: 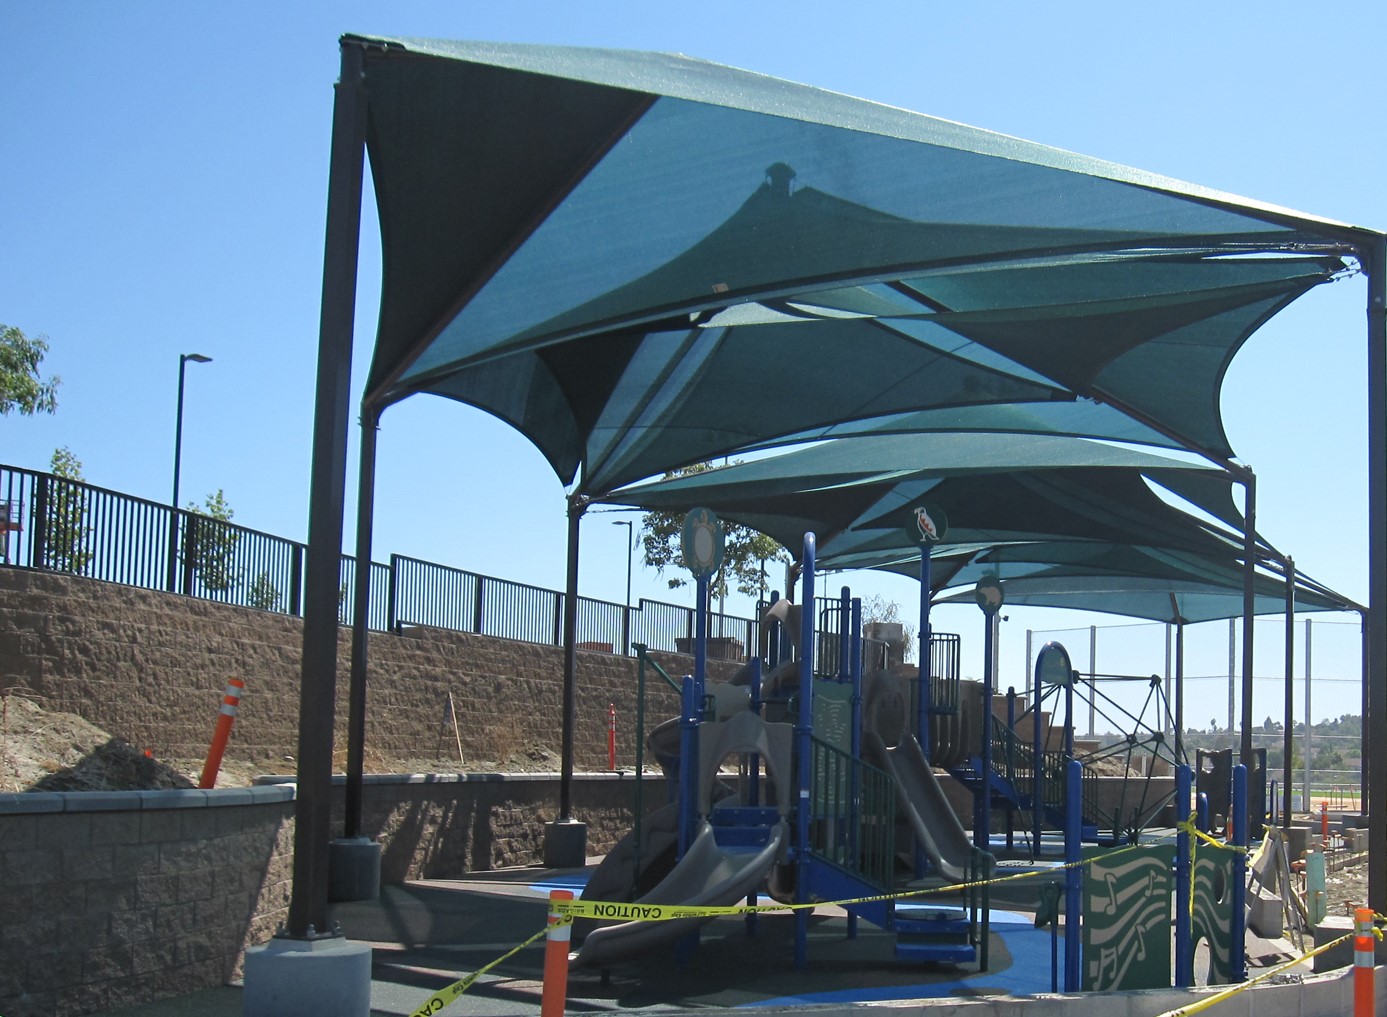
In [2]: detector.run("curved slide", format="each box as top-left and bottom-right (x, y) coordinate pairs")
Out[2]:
(571, 817), (786, 968)
(864, 731), (973, 883)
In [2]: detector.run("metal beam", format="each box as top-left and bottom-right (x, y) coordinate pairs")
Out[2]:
(1282, 556), (1294, 827)
(1366, 234), (1386, 915)
(559, 494), (586, 819)
(1240, 470), (1256, 768)
(345, 403), (380, 839)
(287, 38), (367, 938)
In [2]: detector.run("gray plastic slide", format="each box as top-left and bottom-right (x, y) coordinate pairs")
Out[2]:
(864, 730), (973, 883)
(570, 817), (785, 968)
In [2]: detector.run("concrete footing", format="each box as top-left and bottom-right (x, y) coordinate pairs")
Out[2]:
(329, 836), (382, 902)
(543, 818), (588, 868)
(243, 934), (372, 1017)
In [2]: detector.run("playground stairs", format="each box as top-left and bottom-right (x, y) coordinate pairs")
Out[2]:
(799, 856), (977, 965)
(708, 805), (780, 848)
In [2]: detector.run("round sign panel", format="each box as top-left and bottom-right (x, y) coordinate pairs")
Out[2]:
(974, 573), (1004, 615)
(1035, 641), (1075, 687)
(681, 507), (725, 580)
(910, 502), (948, 547)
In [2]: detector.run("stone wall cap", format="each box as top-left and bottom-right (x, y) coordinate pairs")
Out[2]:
(0, 791), (64, 814)
(0, 784), (297, 814)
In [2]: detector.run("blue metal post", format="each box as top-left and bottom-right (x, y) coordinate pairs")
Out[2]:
(695, 574), (708, 705)
(767, 589), (781, 669)
(919, 551), (932, 758)
(838, 586), (851, 680)
(1197, 792), (1210, 833)
(1175, 764), (1192, 986)
(749, 657), (763, 807)
(1005, 687), (1017, 851)
(794, 534), (816, 969)
(1064, 759), (1082, 992)
(1033, 659), (1045, 856)
(976, 611), (995, 850)
(848, 595), (862, 941)
(1231, 763), (1248, 983)
(678, 675), (698, 861)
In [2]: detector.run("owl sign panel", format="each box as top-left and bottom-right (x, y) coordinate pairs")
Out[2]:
(910, 503), (948, 547)
(681, 507), (725, 580)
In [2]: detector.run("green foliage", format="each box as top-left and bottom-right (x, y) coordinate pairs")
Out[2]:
(183, 489), (241, 593)
(247, 570), (281, 612)
(43, 447), (92, 574)
(860, 593), (916, 663)
(638, 462), (790, 602)
(0, 324), (60, 416)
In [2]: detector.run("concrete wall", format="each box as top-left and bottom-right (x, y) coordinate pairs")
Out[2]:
(0, 786), (295, 1017)
(0, 771), (663, 1017)
(0, 567), (740, 772)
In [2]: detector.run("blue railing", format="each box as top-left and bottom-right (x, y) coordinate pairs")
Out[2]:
(0, 462), (757, 658)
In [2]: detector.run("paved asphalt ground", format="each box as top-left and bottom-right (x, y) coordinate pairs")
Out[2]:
(84, 862), (1310, 1017)
(83, 862), (1073, 1016)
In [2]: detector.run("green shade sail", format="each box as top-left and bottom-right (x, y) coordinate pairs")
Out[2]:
(936, 572), (1344, 624)
(353, 36), (1361, 494)
(598, 432), (1241, 561)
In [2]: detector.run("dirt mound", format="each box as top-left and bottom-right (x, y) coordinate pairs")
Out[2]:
(0, 693), (195, 793)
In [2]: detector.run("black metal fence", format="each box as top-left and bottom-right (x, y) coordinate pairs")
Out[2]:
(0, 462), (758, 658)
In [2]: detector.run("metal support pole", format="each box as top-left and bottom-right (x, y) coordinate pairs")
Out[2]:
(918, 550), (932, 758)
(1240, 470), (1257, 767)
(1063, 759), (1082, 992)
(1175, 764), (1192, 986)
(559, 495), (585, 820)
(1304, 618), (1312, 814)
(344, 403), (379, 839)
(287, 38), (367, 940)
(1175, 621), (1185, 762)
(1231, 763), (1248, 983)
(1227, 618), (1236, 738)
(1282, 557), (1295, 827)
(1088, 625), (1096, 738)
(794, 532), (817, 970)
(1367, 231), (1387, 915)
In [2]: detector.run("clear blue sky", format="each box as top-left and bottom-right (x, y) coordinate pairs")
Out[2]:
(4, 1), (1382, 729)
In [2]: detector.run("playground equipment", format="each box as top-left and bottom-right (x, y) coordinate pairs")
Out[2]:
(578, 528), (1255, 995)
(574, 532), (990, 971)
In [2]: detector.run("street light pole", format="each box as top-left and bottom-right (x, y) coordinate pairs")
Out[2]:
(168, 352), (212, 591)
(613, 520), (633, 654)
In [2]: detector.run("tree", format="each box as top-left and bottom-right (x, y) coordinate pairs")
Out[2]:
(0, 324), (60, 416)
(43, 447), (92, 574)
(860, 593), (916, 664)
(183, 489), (241, 593)
(638, 462), (790, 603)
(247, 570), (281, 612)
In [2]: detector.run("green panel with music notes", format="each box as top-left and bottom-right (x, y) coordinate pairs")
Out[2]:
(1081, 845), (1173, 991)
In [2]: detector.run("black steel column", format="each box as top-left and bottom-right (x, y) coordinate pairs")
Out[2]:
(1175, 619), (1185, 762)
(559, 494), (586, 820)
(345, 403), (380, 839)
(288, 39), (367, 939)
(1366, 233), (1387, 915)
(1240, 469), (1257, 767)
(1282, 557), (1294, 827)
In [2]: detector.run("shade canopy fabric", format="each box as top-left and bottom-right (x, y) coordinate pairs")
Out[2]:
(353, 35), (1362, 495)
(598, 431), (1242, 561)
(936, 572), (1344, 624)
(875, 539), (1351, 619)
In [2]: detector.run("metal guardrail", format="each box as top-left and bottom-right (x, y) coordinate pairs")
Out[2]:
(808, 734), (896, 889)
(0, 462), (758, 658)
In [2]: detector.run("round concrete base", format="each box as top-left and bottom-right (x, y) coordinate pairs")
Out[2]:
(243, 934), (372, 1017)
(329, 836), (381, 902)
(543, 818), (588, 868)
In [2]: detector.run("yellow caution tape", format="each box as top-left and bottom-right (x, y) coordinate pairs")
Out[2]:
(1175, 818), (1249, 854)
(554, 842), (1151, 922)
(1153, 931), (1353, 1017)
(408, 921), (555, 1017)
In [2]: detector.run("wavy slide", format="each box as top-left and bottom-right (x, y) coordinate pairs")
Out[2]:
(570, 816), (785, 968)
(864, 731), (974, 884)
